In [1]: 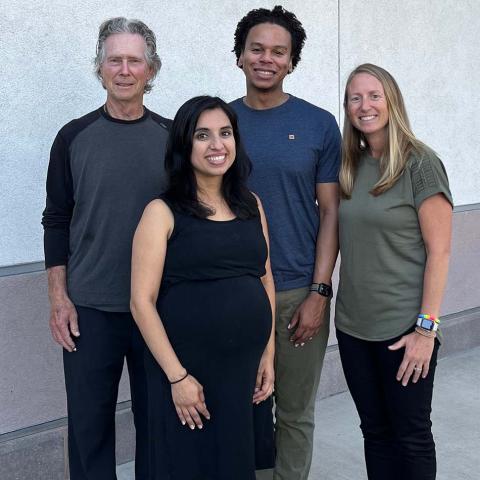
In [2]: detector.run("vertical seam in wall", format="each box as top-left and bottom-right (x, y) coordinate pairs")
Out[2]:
(337, 0), (341, 122)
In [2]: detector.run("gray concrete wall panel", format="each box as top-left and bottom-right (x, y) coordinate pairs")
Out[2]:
(0, 427), (66, 480)
(0, 405), (133, 479)
(440, 308), (480, 358)
(441, 208), (480, 314)
(0, 272), (130, 435)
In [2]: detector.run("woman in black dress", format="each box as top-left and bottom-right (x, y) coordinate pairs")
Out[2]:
(131, 96), (275, 479)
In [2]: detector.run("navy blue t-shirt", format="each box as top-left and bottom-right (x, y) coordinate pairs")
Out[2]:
(231, 95), (341, 291)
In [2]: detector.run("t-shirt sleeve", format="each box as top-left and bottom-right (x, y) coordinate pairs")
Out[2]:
(410, 151), (453, 210)
(316, 114), (341, 183)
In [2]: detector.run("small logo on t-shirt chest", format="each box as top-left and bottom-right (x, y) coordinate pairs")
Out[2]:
(288, 134), (295, 140)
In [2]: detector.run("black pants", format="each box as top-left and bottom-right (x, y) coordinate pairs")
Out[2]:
(63, 306), (148, 480)
(337, 328), (439, 480)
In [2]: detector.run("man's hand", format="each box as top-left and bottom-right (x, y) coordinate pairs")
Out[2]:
(49, 295), (79, 352)
(288, 293), (327, 346)
(47, 266), (79, 352)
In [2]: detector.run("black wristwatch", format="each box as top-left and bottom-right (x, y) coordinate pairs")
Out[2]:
(309, 282), (332, 297)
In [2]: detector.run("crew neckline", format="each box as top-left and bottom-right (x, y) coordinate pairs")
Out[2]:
(239, 94), (294, 113)
(99, 106), (150, 124)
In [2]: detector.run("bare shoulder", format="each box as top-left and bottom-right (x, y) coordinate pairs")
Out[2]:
(143, 198), (172, 218)
(138, 199), (174, 235)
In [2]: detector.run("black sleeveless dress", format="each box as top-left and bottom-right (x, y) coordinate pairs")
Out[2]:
(144, 202), (274, 479)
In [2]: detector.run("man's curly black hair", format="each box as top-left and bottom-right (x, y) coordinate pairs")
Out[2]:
(233, 5), (307, 71)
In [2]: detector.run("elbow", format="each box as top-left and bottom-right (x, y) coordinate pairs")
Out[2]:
(425, 245), (452, 261)
(130, 297), (142, 323)
(260, 274), (275, 293)
(425, 236), (452, 258)
(130, 294), (156, 324)
(319, 204), (339, 223)
(130, 299), (137, 317)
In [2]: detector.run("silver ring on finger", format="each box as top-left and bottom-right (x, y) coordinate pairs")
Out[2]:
(414, 367), (422, 372)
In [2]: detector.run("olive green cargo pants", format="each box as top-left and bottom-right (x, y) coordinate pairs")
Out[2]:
(256, 287), (330, 480)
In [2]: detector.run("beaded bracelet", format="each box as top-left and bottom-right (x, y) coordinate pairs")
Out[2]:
(415, 326), (436, 338)
(170, 371), (189, 385)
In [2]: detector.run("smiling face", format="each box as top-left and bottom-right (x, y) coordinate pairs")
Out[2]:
(238, 22), (293, 95)
(191, 108), (236, 181)
(346, 73), (389, 144)
(99, 33), (153, 108)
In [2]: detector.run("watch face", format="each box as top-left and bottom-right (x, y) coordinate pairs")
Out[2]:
(310, 283), (332, 297)
(421, 318), (433, 330)
(318, 284), (331, 297)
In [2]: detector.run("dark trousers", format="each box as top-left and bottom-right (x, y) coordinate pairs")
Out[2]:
(337, 328), (439, 480)
(63, 306), (149, 480)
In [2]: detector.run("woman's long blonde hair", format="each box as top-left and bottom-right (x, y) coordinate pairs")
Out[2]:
(340, 63), (428, 198)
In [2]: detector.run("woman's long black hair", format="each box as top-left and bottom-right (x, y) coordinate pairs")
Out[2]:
(163, 96), (258, 219)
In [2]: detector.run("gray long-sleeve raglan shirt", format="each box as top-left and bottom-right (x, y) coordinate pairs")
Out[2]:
(42, 106), (170, 311)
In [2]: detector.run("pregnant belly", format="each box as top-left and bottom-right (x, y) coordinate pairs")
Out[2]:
(158, 275), (272, 353)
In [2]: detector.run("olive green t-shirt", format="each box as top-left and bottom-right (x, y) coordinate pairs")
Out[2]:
(335, 149), (453, 341)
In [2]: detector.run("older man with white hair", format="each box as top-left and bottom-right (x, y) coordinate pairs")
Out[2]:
(42, 17), (170, 479)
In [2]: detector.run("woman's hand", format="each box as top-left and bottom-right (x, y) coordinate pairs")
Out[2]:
(253, 350), (275, 404)
(171, 375), (210, 429)
(388, 332), (435, 386)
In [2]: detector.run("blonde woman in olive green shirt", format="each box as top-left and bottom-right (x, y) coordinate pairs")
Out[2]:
(335, 64), (452, 480)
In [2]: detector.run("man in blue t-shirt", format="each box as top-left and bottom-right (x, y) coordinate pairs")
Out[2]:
(231, 6), (341, 480)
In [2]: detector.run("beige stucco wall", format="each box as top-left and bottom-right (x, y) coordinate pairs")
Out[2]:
(1, 0), (479, 266)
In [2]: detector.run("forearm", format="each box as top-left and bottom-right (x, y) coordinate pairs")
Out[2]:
(131, 299), (186, 381)
(261, 275), (275, 356)
(420, 251), (451, 317)
(312, 207), (339, 285)
(47, 265), (79, 348)
(47, 265), (70, 301)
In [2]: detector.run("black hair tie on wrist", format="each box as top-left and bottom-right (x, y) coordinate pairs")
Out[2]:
(170, 371), (189, 385)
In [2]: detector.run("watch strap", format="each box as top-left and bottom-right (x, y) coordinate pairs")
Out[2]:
(309, 282), (332, 297)
(416, 317), (439, 332)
